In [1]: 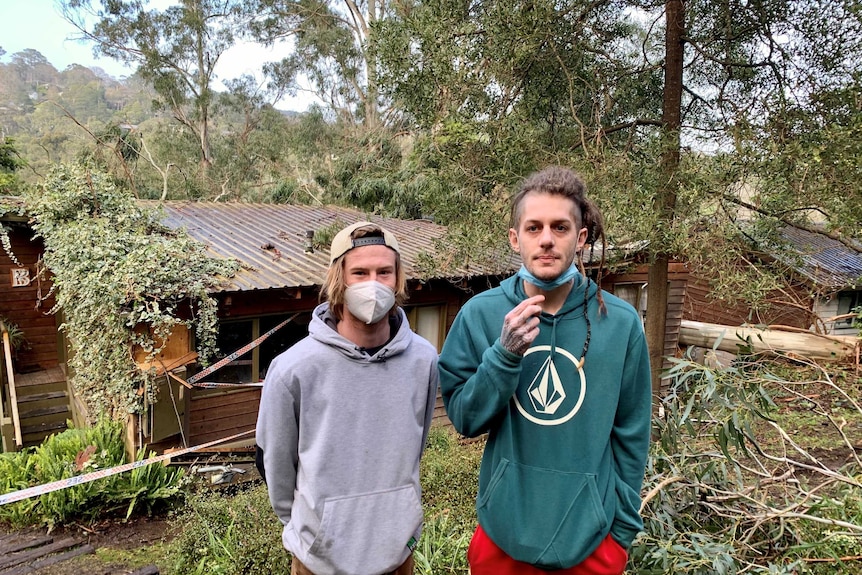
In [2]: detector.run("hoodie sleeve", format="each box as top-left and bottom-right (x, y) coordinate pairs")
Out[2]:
(255, 356), (300, 525)
(438, 302), (523, 438)
(609, 326), (652, 548)
(421, 356), (440, 450)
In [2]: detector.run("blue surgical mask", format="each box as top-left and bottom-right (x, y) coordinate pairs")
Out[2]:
(518, 263), (579, 291)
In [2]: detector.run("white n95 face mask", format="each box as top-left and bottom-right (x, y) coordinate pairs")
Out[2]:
(344, 281), (396, 324)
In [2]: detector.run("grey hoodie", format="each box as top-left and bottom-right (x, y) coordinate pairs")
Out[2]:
(256, 303), (439, 575)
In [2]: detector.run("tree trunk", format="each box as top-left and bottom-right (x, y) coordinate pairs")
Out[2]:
(678, 320), (859, 362)
(646, 0), (684, 399)
(364, 0), (380, 129)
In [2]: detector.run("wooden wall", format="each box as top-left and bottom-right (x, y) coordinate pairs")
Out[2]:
(684, 274), (812, 329)
(187, 387), (262, 446)
(606, 263), (688, 371)
(0, 222), (60, 372)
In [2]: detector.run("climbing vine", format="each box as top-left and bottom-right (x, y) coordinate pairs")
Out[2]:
(24, 164), (240, 419)
(0, 199), (28, 268)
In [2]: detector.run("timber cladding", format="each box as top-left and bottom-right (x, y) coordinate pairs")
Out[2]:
(187, 387), (261, 446)
(0, 223), (60, 372)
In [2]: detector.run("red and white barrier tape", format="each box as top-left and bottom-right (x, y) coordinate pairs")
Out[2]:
(187, 314), (298, 385)
(0, 429), (255, 506)
(193, 382), (264, 388)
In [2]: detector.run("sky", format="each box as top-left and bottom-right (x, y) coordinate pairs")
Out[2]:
(0, 0), (312, 111)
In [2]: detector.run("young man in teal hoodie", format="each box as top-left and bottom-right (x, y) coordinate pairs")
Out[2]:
(438, 166), (652, 575)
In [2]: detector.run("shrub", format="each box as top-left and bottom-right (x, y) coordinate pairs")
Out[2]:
(168, 484), (290, 575)
(420, 426), (482, 533)
(0, 419), (186, 528)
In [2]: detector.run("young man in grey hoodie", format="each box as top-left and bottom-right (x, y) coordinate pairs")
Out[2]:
(255, 221), (439, 575)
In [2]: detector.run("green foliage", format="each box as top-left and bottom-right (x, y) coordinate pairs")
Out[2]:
(0, 136), (24, 193)
(0, 315), (28, 351)
(412, 427), (482, 574)
(168, 485), (291, 575)
(0, 450), (37, 525)
(0, 419), (186, 529)
(413, 511), (471, 575)
(635, 352), (862, 574)
(419, 427), (482, 534)
(23, 163), (239, 417)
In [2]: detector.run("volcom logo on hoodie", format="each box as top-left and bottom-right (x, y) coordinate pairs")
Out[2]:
(514, 344), (586, 426)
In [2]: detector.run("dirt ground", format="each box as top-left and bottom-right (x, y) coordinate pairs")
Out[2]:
(51, 514), (174, 551)
(1, 514), (175, 575)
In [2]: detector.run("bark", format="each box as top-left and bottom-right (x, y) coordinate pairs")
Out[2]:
(679, 320), (859, 362)
(646, 0), (684, 398)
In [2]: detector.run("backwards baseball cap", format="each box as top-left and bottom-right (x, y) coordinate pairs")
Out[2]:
(329, 221), (400, 264)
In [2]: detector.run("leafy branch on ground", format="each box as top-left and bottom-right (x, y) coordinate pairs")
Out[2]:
(635, 350), (862, 574)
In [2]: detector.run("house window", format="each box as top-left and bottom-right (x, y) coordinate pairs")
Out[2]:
(209, 313), (310, 385)
(613, 283), (648, 322)
(837, 291), (862, 326)
(405, 305), (445, 351)
(213, 319), (254, 383)
(259, 314), (310, 379)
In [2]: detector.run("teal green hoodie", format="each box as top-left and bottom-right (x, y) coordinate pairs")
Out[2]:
(439, 274), (651, 569)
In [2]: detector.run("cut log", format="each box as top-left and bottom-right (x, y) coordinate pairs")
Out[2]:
(679, 320), (859, 362)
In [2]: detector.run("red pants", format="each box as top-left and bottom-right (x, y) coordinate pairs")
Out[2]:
(467, 525), (628, 575)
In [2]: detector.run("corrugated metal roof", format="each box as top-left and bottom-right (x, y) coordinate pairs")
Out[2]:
(778, 226), (862, 289)
(152, 201), (519, 293)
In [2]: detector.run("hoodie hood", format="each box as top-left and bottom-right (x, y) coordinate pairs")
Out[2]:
(308, 302), (411, 362)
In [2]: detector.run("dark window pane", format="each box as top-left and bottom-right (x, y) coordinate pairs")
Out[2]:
(213, 319), (254, 383)
(259, 313), (310, 380)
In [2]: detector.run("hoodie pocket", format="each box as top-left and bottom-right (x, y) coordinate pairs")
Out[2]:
(477, 459), (608, 568)
(309, 484), (422, 575)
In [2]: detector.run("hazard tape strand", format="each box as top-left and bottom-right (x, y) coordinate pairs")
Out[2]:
(0, 429), (255, 506)
(187, 313), (298, 385)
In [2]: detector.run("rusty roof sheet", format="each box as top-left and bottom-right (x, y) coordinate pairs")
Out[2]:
(778, 226), (862, 290)
(152, 201), (519, 293)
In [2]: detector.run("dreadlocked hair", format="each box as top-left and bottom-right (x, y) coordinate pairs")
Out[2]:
(511, 166), (608, 315)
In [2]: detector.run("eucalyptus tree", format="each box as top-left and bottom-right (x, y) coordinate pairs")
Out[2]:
(376, 0), (862, 391)
(637, 0), (862, 390)
(373, 0), (664, 271)
(61, 0), (251, 171)
(250, 0), (392, 128)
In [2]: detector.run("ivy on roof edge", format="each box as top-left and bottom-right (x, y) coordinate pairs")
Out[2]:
(23, 163), (240, 419)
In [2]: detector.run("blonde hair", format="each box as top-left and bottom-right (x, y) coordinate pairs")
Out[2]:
(322, 225), (407, 321)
